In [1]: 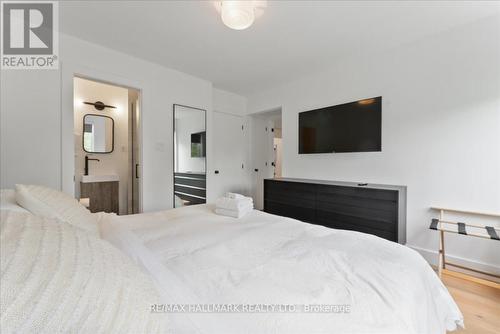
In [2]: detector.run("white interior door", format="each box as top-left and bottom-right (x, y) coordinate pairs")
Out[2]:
(211, 111), (247, 199)
(273, 137), (282, 178)
(251, 117), (274, 210)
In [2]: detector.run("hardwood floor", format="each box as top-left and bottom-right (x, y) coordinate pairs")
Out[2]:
(442, 271), (500, 334)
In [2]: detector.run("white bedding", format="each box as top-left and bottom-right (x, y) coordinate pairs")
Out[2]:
(105, 204), (463, 334)
(0, 211), (165, 333)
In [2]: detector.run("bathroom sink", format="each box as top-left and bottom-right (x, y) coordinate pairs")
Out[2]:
(81, 174), (119, 183)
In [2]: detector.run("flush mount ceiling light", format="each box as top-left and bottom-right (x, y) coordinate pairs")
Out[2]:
(217, 1), (267, 30)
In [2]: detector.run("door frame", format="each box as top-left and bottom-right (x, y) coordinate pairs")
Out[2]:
(248, 107), (282, 210)
(63, 66), (144, 212)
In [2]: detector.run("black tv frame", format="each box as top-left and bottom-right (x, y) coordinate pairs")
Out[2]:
(298, 96), (382, 154)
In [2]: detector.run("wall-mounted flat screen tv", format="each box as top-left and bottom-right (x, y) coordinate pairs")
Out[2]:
(299, 96), (382, 154)
(191, 131), (206, 157)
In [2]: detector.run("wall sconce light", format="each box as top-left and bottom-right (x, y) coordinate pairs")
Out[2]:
(83, 101), (117, 111)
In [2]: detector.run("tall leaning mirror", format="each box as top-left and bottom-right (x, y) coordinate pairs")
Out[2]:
(173, 104), (206, 208)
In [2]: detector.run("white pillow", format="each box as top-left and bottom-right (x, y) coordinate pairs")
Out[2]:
(15, 184), (99, 236)
(0, 189), (29, 213)
(0, 211), (167, 333)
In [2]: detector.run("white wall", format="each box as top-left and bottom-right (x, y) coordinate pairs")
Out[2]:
(1, 32), (215, 212)
(60, 34), (216, 212)
(213, 88), (247, 117)
(74, 77), (129, 215)
(247, 15), (500, 272)
(1, 70), (61, 188)
(0, 32), (253, 211)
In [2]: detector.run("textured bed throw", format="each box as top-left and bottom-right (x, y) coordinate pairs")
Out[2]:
(0, 211), (167, 333)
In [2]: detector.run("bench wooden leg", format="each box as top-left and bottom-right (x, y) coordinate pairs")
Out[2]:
(438, 210), (445, 277)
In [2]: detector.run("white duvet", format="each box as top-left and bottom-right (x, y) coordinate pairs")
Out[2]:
(103, 204), (463, 334)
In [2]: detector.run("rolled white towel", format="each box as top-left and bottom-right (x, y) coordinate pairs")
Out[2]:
(215, 206), (252, 218)
(215, 196), (253, 211)
(225, 192), (245, 200)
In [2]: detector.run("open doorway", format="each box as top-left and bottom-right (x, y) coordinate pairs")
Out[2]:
(73, 76), (142, 215)
(249, 108), (282, 210)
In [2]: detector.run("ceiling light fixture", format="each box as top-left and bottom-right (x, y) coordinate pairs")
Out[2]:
(219, 1), (266, 30)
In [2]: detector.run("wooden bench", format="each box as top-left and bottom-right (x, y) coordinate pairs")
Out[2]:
(429, 207), (499, 287)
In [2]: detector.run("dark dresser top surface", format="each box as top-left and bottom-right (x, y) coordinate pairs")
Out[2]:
(265, 177), (406, 192)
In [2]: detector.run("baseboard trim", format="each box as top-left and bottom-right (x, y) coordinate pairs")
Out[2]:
(441, 269), (500, 288)
(408, 244), (500, 276)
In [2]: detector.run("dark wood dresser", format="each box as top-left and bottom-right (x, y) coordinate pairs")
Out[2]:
(264, 178), (406, 243)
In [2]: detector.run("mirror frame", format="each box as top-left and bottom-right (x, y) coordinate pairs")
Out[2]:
(173, 104), (207, 208)
(82, 113), (115, 154)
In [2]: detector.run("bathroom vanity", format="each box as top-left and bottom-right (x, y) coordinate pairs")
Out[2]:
(80, 175), (119, 213)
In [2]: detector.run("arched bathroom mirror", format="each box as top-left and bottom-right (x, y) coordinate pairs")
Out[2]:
(173, 104), (207, 208)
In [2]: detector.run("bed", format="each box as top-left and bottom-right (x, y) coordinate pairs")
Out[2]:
(1, 186), (464, 333)
(101, 204), (464, 334)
